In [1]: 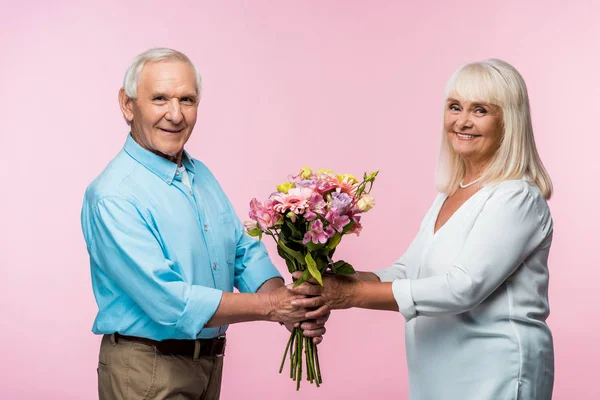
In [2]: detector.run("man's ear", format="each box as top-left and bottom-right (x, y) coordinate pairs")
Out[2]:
(118, 87), (134, 123)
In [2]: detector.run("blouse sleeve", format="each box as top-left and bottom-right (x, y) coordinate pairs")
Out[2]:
(391, 183), (552, 321)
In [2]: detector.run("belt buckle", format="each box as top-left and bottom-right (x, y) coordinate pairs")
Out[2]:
(215, 335), (226, 357)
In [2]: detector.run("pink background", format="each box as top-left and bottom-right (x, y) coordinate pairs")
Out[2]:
(2, 0), (599, 398)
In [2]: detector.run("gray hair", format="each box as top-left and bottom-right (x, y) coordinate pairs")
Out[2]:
(122, 47), (202, 99)
(436, 58), (553, 199)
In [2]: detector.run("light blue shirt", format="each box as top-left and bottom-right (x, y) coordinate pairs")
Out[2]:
(81, 134), (281, 340)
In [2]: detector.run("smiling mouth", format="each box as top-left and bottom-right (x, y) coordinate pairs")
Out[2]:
(454, 132), (481, 140)
(159, 128), (184, 134)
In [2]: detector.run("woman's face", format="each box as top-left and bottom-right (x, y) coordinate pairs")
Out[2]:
(443, 97), (503, 167)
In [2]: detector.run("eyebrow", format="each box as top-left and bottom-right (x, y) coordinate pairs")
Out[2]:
(446, 98), (490, 108)
(150, 92), (198, 100)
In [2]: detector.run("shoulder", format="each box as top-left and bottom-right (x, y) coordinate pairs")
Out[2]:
(83, 150), (144, 209)
(485, 179), (552, 230)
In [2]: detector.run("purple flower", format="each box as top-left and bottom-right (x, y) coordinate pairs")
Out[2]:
(330, 192), (352, 215)
(302, 219), (329, 245)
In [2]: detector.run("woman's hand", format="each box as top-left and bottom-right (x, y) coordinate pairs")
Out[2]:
(289, 271), (360, 311)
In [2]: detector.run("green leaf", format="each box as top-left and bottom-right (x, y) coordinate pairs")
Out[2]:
(285, 220), (303, 239)
(331, 260), (356, 275)
(293, 269), (312, 287)
(305, 252), (323, 286)
(278, 240), (306, 265)
(342, 220), (355, 234)
(284, 257), (297, 273)
(306, 241), (325, 252)
(315, 256), (328, 273)
(326, 232), (342, 249)
(246, 228), (262, 237)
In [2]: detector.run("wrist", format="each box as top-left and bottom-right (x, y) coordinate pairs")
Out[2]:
(261, 292), (276, 322)
(349, 280), (364, 308)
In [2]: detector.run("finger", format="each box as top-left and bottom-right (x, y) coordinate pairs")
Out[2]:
(300, 321), (320, 330)
(292, 271), (302, 280)
(302, 327), (326, 337)
(288, 284), (322, 296)
(305, 304), (330, 320)
(292, 297), (324, 308)
(313, 336), (323, 344)
(315, 313), (330, 325)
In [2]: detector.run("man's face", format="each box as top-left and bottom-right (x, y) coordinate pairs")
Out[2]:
(120, 60), (199, 164)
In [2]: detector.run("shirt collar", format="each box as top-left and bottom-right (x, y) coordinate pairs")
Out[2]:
(123, 133), (196, 185)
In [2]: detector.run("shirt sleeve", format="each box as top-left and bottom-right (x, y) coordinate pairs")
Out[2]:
(232, 216), (282, 293)
(88, 196), (223, 339)
(374, 256), (408, 281)
(392, 184), (552, 322)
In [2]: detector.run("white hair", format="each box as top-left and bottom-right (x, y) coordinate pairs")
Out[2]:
(436, 59), (553, 199)
(122, 47), (202, 99)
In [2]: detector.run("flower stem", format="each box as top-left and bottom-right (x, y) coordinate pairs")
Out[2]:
(279, 329), (295, 374)
(296, 329), (303, 391)
(314, 341), (322, 384)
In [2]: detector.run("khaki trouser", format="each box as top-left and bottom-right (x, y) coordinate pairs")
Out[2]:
(98, 334), (223, 400)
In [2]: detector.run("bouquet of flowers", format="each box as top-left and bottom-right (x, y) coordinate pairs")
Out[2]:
(244, 167), (378, 390)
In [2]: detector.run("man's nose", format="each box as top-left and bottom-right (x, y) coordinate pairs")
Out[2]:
(166, 99), (183, 124)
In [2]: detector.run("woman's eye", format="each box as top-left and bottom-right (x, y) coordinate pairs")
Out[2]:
(474, 108), (487, 114)
(449, 104), (460, 111)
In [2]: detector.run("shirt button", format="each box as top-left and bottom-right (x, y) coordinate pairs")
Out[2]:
(175, 170), (180, 176)
(166, 179), (172, 184)
(203, 225), (208, 231)
(212, 263), (217, 270)
(189, 190), (193, 195)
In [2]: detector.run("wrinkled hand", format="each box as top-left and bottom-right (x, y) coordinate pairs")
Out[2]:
(289, 271), (359, 310)
(268, 285), (326, 325)
(283, 306), (330, 344)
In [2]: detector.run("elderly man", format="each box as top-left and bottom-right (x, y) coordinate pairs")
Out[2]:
(81, 48), (328, 399)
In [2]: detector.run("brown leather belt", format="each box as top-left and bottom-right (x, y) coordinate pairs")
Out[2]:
(114, 333), (226, 357)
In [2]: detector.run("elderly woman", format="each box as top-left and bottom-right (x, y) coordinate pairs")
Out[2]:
(292, 59), (554, 399)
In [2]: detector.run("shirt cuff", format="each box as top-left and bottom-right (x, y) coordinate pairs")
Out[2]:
(392, 279), (417, 322)
(235, 260), (282, 293)
(175, 285), (223, 339)
(373, 269), (397, 282)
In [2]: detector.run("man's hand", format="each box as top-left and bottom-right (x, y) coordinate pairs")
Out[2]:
(289, 271), (359, 310)
(267, 285), (327, 324)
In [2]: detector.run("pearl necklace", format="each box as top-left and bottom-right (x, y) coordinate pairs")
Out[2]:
(459, 177), (482, 189)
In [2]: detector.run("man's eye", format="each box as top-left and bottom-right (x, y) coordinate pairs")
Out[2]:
(181, 98), (195, 105)
(153, 96), (166, 101)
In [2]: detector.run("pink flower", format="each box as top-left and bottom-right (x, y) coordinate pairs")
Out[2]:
(243, 220), (258, 231)
(334, 177), (358, 196)
(271, 187), (314, 214)
(325, 209), (351, 233)
(347, 214), (363, 236)
(249, 198), (280, 231)
(302, 219), (330, 245)
(304, 194), (327, 221)
(315, 176), (338, 194)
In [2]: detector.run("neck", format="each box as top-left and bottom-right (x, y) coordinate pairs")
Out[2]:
(462, 158), (488, 183)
